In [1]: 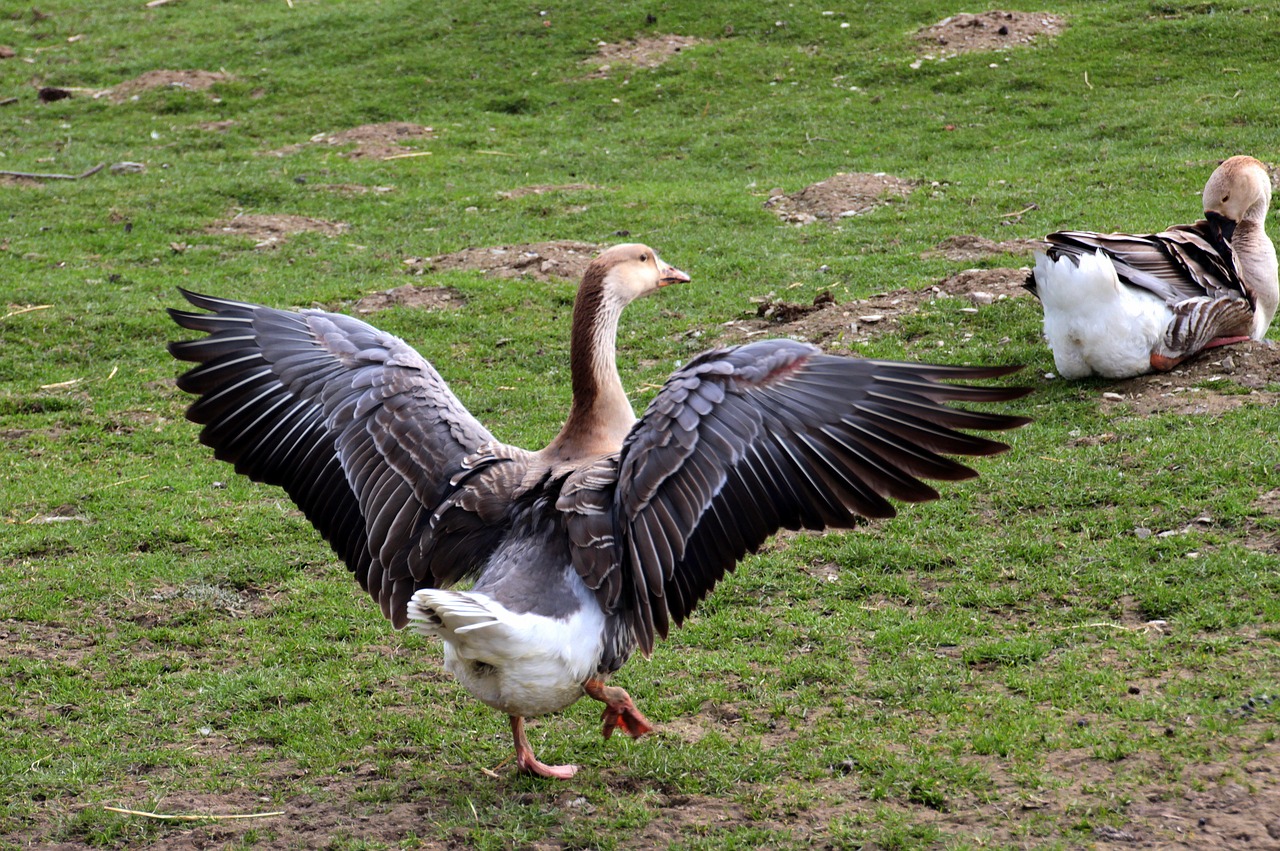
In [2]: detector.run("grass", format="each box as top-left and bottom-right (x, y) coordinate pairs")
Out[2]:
(3, 0), (1279, 848)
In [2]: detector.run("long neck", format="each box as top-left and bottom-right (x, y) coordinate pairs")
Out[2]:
(544, 273), (637, 461)
(1233, 215), (1279, 336)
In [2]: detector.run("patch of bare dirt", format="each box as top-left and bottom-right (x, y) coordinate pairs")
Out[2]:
(195, 119), (236, 133)
(498, 183), (603, 200)
(415, 241), (602, 282)
(352, 284), (465, 315)
(0, 175), (45, 188)
(106, 70), (232, 103)
(1095, 341), (1280, 417)
(0, 619), (96, 667)
(734, 267), (1027, 346)
(269, 122), (435, 160)
(307, 182), (395, 195)
(914, 10), (1064, 56)
(582, 35), (703, 78)
(120, 583), (267, 628)
(764, 172), (917, 225)
(1246, 489), (1280, 554)
(922, 234), (1044, 262)
(204, 213), (349, 249)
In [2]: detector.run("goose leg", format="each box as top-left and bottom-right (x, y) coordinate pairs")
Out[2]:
(510, 715), (578, 779)
(583, 677), (653, 740)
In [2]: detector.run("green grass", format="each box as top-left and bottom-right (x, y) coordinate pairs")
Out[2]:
(3, 1), (1279, 848)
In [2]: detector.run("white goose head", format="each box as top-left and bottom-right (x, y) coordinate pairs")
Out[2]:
(1202, 155), (1272, 238)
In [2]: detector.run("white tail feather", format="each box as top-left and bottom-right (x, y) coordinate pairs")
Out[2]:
(1032, 251), (1169, 379)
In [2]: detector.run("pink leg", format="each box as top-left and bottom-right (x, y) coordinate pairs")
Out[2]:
(509, 715), (578, 779)
(1202, 334), (1252, 350)
(583, 677), (654, 740)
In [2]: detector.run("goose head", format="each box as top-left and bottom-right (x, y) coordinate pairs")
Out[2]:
(1202, 155), (1273, 242)
(584, 243), (690, 307)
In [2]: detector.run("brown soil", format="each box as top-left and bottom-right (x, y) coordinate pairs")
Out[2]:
(915, 10), (1064, 56)
(498, 183), (604, 200)
(0, 175), (45, 188)
(1098, 341), (1280, 417)
(735, 267), (1027, 346)
(351, 284), (465, 316)
(922, 233), (1044, 262)
(307, 183), (395, 195)
(204, 213), (350, 249)
(1247, 489), (1280, 554)
(269, 122), (435, 160)
(416, 241), (601, 282)
(582, 35), (703, 78)
(106, 69), (232, 103)
(195, 119), (236, 133)
(764, 172), (916, 225)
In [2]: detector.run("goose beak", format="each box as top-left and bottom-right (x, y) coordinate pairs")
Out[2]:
(1205, 210), (1237, 245)
(658, 263), (690, 287)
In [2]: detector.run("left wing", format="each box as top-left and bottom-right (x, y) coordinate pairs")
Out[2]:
(591, 339), (1031, 655)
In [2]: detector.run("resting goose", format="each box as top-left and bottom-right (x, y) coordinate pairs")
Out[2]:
(1025, 155), (1278, 378)
(168, 243), (1030, 779)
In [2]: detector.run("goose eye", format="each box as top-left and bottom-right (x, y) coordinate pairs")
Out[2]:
(640, 253), (649, 262)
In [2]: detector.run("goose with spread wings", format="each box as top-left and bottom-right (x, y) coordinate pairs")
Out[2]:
(169, 243), (1030, 778)
(1025, 155), (1278, 378)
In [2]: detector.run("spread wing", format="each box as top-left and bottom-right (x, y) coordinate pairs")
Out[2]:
(1041, 221), (1245, 306)
(167, 289), (526, 627)
(584, 339), (1030, 655)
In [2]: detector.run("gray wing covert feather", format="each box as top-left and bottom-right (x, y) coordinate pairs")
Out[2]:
(601, 339), (1031, 654)
(1045, 224), (1243, 305)
(168, 290), (511, 627)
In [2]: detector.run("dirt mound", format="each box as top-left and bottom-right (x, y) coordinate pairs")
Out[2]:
(270, 122), (434, 160)
(1096, 341), (1280, 417)
(923, 234), (1044, 262)
(764, 172), (916, 225)
(915, 11), (1063, 56)
(418, 241), (601, 282)
(352, 284), (464, 315)
(205, 214), (349, 249)
(498, 183), (603, 199)
(735, 267), (1027, 345)
(107, 69), (231, 102)
(583, 35), (703, 78)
